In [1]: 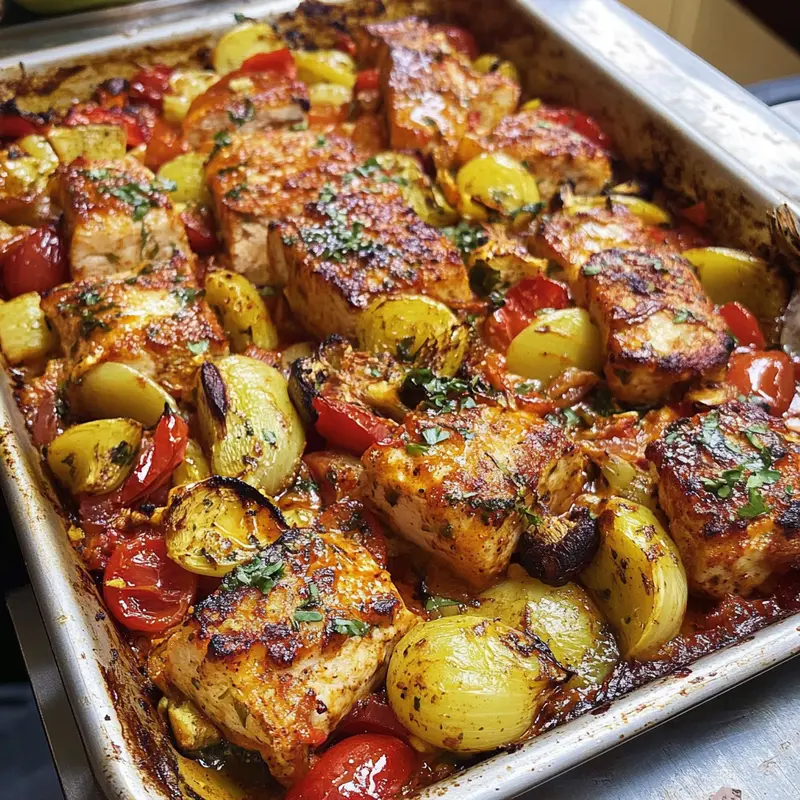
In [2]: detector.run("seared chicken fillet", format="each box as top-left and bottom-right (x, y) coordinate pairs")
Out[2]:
(41, 256), (227, 399)
(57, 160), (191, 281)
(163, 527), (416, 786)
(361, 403), (586, 588)
(647, 402), (800, 598)
(182, 72), (309, 148)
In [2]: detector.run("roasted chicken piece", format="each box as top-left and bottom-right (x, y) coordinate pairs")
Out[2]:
(269, 182), (472, 339)
(206, 129), (375, 285)
(457, 107), (612, 200)
(647, 402), (800, 598)
(57, 159), (191, 281)
(41, 256), (227, 399)
(162, 527), (416, 786)
(182, 71), (309, 148)
(361, 403), (586, 588)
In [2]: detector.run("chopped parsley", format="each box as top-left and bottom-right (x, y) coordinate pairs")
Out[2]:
(395, 336), (416, 363)
(210, 130), (232, 158)
(424, 596), (461, 612)
(294, 609), (324, 623)
(673, 308), (699, 324)
(442, 221), (488, 255)
(545, 407), (583, 429)
(582, 262), (603, 277)
(468, 261), (506, 309)
(221, 557), (284, 594)
(405, 426), (451, 456)
(187, 340), (209, 355)
(171, 287), (205, 306)
(401, 368), (491, 413)
(110, 440), (135, 466)
(225, 184), (249, 201)
(262, 430), (277, 445)
(228, 98), (255, 126)
(737, 488), (771, 519)
(332, 618), (370, 637)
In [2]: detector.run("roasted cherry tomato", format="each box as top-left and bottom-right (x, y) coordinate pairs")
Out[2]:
(534, 105), (611, 150)
(286, 734), (416, 800)
(337, 695), (409, 740)
(144, 117), (188, 171)
(355, 69), (380, 92)
(719, 302), (765, 349)
(103, 533), (196, 634)
(63, 104), (149, 147)
(0, 225), (69, 298)
(241, 48), (297, 78)
(0, 114), (41, 139)
(312, 396), (394, 456)
(129, 64), (173, 110)
(180, 205), (220, 255)
(485, 275), (571, 352)
(119, 409), (189, 506)
(431, 24), (479, 60)
(728, 350), (795, 415)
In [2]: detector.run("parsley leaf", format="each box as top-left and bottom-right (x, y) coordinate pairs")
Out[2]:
(405, 426), (451, 456)
(222, 557), (284, 594)
(442, 221), (488, 254)
(294, 609), (324, 623)
(228, 98), (255, 126)
(332, 618), (370, 637)
(424, 596), (461, 612)
(187, 340), (209, 355)
(583, 262), (603, 277)
(737, 488), (771, 519)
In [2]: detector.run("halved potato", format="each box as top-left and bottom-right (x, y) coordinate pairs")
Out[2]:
(581, 497), (687, 660)
(172, 439), (211, 487)
(157, 153), (211, 205)
(46, 418), (142, 495)
(683, 246), (789, 325)
(456, 152), (540, 222)
(196, 356), (304, 495)
(355, 295), (468, 377)
(506, 307), (603, 384)
(0, 292), (58, 365)
(164, 476), (286, 576)
(18, 135), (59, 177)
(73, 362), (178, 427)
(212, 21), (283, 74)
(307, 82), (352, 108)
(205, 269), (278, 352)
(568, 194), (671, 226)
(163, 70), (220, 125)
(294, 49), (356, 87)
(476, 564), (618, 687)
(47, 125), (126, 163)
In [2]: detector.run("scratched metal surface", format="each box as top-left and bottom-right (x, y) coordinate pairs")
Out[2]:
(0, 1), (799, 799)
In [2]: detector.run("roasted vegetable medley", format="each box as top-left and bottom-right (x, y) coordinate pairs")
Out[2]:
(1, 8), (799, 799)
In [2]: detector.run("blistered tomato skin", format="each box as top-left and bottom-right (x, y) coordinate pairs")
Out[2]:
(727, 350), (795, 415)
(0, 226), (69, 298)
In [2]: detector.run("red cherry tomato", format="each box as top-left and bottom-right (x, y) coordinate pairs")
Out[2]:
(728, 350), (795, 415)
(129, 64), (173, 110)
(355, 69), (380, 92)
(144, 117), (189, 171)
(63, 105), (149, 148)
(103, 534), (196, 634)
(719, 302), (765, 349)
(485, 275), (571, 352)
(534, 105), (611, 150)
(431, 24), (479, 60)
(0, 112), (41, 139)
(312, 396), (394, 456)
(180, 205), (220, 255)
(240, 49), (297, 78)
(0, 225), (69, 298)
(337, 695), (409, 740)
(119, 410), (189, 506)
(286, 734), (416, 800)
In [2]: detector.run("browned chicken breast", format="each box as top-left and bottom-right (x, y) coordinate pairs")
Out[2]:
(162, 527), (416, 786)
(41, 256), (227, 399)
(583, 248), (732, 405)
(361, 403), (586, 588)
(182, 71), (309, 148)
(457, 108), (613, 199)
(647, 403), (800, 598)
(269, 181), (471, 339)
(57, 160), (191, 281)
(206, 129), (375, 285)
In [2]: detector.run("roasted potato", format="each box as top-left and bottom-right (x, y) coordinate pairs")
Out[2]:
(0, 292), (58, 365)
(171, 439), (211, 486)
(455, 153), (540, 222)
(472, 54), (520, 83)
(294, 49), (357, 87)
(386, 615), (566, 752)
(307, 82), (353, 108)
(196, 356), (304, 495)
(46, 418), (142, 495)
(157, 153), (211, 205)
(212, 21), (283, 74)
(163, 70), (220, 125)
(506, 308), (603, 384)
(355, 295), (468, 377)
(164, 476), (286, 576)
(164, 696), (222, 753)
(477, 564), (618, 686)
(73, 362), (178, 427)
(205, 269), (279, 352)
(567, 194), (671, 226)
(47, 125), (126, 163)
(581, 497), (687, 660)
(18, 135), (59, 177)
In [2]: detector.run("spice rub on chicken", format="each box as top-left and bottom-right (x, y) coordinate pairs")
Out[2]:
(647, 402), (800, 598)
(361, 403), (586, 588)
(162, 527), (416, 786)
(269, 181), (471, 339)
(206, 129), (376, 285)
(57, 159), (191, 281)
(40, 257), (227, 399)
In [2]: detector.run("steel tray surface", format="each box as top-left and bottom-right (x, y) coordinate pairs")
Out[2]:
(0, 1), (799, 798)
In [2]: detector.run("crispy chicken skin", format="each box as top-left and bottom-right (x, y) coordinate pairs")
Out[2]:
(361, 403), (586, 588)
(647, 403), (800, 598)
(41, 256), (227, 399)
(206, 129), (376, 285)
(163, 527), (416, 786)
(57, 160), (191, 281)
(269, 182), (471, 339)
(583, 248), (732, 405)
(458, 108), (612, 199)
(182, 71), (309, 148)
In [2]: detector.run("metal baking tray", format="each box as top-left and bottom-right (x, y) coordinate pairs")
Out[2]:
(1, 0), (800, 798)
